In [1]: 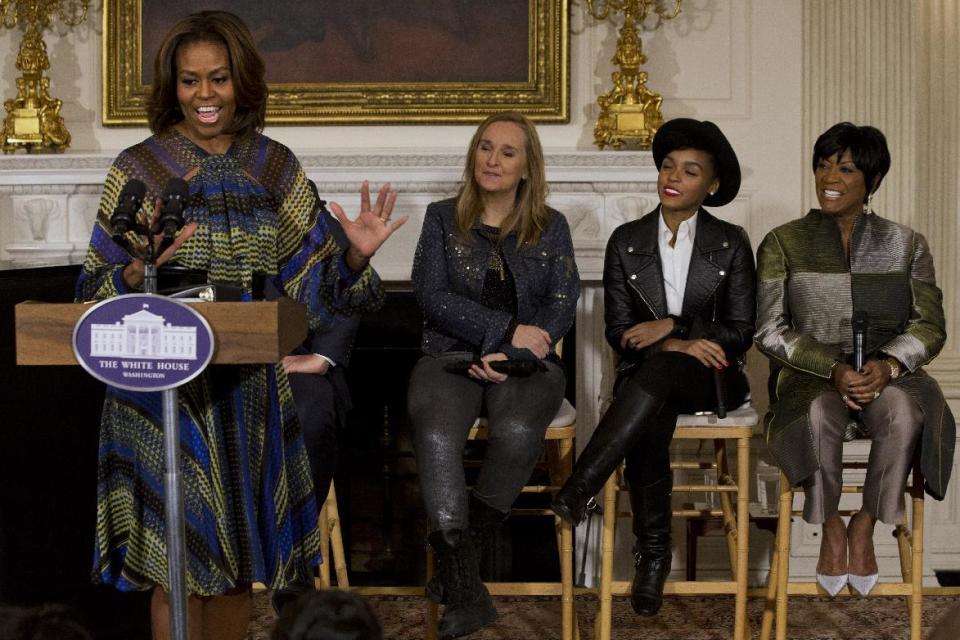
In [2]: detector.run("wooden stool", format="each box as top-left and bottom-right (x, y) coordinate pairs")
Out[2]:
(594, 405), (758, 640)
(425, 397), (579, 640)
(760, 459), (925, 640)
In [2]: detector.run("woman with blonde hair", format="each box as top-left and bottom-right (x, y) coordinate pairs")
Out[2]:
(409, 112), (579, 639)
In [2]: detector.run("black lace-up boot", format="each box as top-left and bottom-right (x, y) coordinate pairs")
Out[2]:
(427, 494), (509, 605)
(428, 529), (497, 639)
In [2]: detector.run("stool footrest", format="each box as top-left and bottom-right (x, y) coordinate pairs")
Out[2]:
(674, 484), (739, 493)
(778, 582), (915, 596)
(606, 580), (740, 595)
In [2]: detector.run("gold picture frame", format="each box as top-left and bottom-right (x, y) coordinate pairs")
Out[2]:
(102, 0), (569, 126)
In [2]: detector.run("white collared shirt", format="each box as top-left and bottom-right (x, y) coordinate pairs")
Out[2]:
(658, 211), (697, 317)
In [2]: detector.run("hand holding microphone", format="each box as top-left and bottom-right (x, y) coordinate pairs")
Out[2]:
(837, 311), (876, 410)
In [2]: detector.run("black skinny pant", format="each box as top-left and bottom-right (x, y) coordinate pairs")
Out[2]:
(616, 351), (749, 487)
(287, 369), (346, 508)
(408, 352), (566, 532)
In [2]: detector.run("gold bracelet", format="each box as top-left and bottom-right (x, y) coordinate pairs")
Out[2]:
(884, 356), (901, 379)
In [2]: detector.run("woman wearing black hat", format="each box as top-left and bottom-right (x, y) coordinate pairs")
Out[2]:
(552, 118), (755, 616)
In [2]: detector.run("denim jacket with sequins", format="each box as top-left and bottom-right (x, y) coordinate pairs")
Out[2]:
(411, 198), (580, 360)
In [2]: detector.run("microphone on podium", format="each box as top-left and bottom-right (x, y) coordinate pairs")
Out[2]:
(110, 179), (146, 238)
(156, 178), (189, 239)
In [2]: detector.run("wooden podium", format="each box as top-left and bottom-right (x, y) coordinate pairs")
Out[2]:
(15, 297), (308, 366)
(15, 295), (309, 640)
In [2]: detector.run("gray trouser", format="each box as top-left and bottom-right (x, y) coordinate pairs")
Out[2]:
(408, 352), (566, 532)
(803, 385), (923, 524)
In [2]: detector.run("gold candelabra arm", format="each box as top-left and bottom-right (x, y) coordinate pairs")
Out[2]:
(586, 0), (682, 24)
(56, 0), (88, 27)
(586, 0), (624, 21)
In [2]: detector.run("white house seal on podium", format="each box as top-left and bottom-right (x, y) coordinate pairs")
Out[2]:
(72, 294), (215, 392)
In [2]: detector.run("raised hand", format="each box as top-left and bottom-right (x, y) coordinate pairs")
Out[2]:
(330, 181), (408, 271)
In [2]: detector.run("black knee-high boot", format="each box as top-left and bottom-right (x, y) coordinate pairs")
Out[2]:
(551, 387), (666, 525)
(428, 529), (498, 639)
(628, 475), (673, 616)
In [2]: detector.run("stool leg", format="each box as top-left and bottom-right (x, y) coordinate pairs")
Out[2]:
(714, 439), (739, 581)
(685, 520), (698, 582)
(734, 437), (750, 640)
(319, 488), (331, 589)
(760, 543), (779, 640)
(326, 483), (350, 589)
(550, 438), (577, 640)
(596, 470), (619, 640)
(774, 472), (793, 640)
(425, 544), (438, 640)
(909, 464), (924, 640)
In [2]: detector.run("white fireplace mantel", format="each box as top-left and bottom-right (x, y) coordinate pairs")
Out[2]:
(0, 150), (663, 281)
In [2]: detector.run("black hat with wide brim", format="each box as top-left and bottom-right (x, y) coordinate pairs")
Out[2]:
(652, 118), (741, 208)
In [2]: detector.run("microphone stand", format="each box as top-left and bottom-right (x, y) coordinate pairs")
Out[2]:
(143, 230), (189, 640)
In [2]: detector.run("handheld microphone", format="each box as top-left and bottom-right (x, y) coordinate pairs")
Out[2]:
(706, 332), (727, 418)
(156, 178), (189, 239)
(110, 179), (146, 237)
(713, 368), (727, 419)
(852, 310), (869, 373)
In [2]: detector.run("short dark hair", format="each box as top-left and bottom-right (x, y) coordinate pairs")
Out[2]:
(148, 11), (267, 138)
(271, 591), (383, 640)
(812, 122), (891, 202)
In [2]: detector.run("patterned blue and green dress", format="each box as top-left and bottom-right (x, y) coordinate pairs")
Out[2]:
(76, 128), (383, 595)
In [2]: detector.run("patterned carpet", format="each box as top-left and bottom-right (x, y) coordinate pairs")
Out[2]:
(249, 591), (960, 639)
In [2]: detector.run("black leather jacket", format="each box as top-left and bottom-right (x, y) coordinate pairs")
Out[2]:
(604, 206), (756, 376)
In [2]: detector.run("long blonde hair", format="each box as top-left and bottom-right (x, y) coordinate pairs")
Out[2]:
(455, 112), (549, 246)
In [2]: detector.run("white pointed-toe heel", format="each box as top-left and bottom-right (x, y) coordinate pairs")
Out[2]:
(848, 573), (879, 597)
(816, 573), (848, 597)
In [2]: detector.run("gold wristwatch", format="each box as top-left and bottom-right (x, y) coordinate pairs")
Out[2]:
(884, 356), (901, 380)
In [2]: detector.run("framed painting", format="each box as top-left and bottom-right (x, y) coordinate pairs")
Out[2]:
(102, 0), (569, 125)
